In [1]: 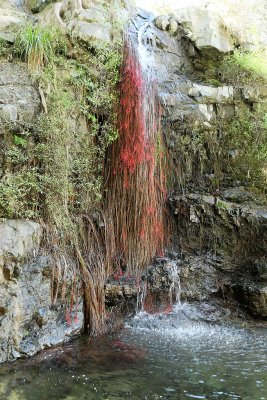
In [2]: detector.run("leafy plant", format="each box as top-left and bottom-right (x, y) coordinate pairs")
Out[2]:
(0, 169), (41, 218)
(14, 134), (28, 148)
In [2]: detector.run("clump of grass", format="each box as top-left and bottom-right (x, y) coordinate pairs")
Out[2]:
(14, 24), (66, 70)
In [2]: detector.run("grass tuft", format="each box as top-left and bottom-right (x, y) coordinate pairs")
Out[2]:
(14, 24), (66, 70)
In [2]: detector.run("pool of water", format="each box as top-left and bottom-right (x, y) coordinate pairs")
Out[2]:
(0, 304), (266, 400)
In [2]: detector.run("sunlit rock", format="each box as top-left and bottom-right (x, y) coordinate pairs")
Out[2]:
(173, 6), (236, 54)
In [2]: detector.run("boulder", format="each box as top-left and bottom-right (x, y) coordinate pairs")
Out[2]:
(173, 6), (235, 54)
(0, 6), (26, 43)
(0, 221), (84, 364)
(54, 0), (118, 44)
(68, 20), (112, 43)
(0, 220), (42, 260)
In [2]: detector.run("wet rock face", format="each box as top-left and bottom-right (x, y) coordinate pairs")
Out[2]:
(233, 284), (267, 318)
(0, 220), (84, 364)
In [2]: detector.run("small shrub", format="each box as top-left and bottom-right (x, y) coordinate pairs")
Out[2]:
(0, 169), (41, 218)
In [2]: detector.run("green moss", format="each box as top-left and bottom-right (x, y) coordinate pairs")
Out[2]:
(216, 199), (229, 210)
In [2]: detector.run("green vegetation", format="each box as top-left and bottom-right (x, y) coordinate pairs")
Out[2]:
(0, 38), (11, 58)
(221, 49), (267, 85)
(14, 24), (66, 70)
(0, 20), (123, 334)
(0, 26), (122, 221)
(222, 105), (267, 196)
(0, 129), (41, 218)
(173, 103), (267, 199)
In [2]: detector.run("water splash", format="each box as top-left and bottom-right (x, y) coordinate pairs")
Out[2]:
(127, 303), (247, 347)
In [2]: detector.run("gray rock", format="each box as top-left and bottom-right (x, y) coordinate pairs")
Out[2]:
(0, 220), (42, 259)
(154, 15), (170, 31)
(0, 63), (40, 127)
(0, 105), (17, 122)
(0, 6), (26, 44)
(0, 252), (84, 363)
(222, 187), (255, 204)
(169, 18), (178, 35)
(188, 84), (234, 104)
(50, 0), (122, 44)
(242, 86), (267, 102)
(79, 7), (106, 24)
(68, 20), (112, 42)
(197, 104), (215, 121)
(173, 6), (235, 54)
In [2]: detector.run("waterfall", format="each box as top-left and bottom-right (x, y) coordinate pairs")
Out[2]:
(135, 260), (182, 313)
(104, 15), (169, 277)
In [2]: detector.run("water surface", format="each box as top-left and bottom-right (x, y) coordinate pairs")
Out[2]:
(1, 305), (266, 400)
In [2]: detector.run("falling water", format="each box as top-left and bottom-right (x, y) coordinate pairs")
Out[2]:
(105, 15), (168, 275)
(135, 260), (182, 313)
(168, 261), (181, 305)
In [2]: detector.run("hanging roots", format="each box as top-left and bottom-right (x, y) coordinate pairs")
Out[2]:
(104, 34), (169, 277)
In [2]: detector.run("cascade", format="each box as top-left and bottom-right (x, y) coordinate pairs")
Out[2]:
(105, 16), (169, 277)
(139, 260), (182, 313)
